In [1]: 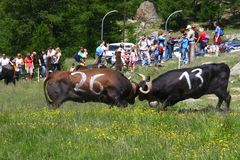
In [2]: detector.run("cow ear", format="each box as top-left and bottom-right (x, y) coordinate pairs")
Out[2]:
(146, 76), (151, 81)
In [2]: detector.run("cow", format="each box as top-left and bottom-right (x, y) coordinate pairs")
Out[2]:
(44, 68), (138, 108)
(0, 64), (15, 85)
(138, 63), (231, 111)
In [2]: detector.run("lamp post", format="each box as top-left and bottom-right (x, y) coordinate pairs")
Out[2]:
(101, 10), (118, 41)
(165, 10), (183, 32)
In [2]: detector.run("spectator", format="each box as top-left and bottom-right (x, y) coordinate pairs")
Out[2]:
(196, 27), (208, 56)
(77, 47), (85, 66)
(31, 51), (38, 77)
(129, 46), (138, 72)
(0, 53), (10, 66)
(213, 21), (222, 56)
(138, 34), (151, 66)
(186, 25), (195, 42)
(94, 41), (106, 65)
(38, 50), (47, 78)
(15, 53), (24, 80)
(120, 43), (130, 70)
(50, 50), (58, 71)
(24, 53), (34, 80)
(55, 47), (62, 70)
(179, 32), (189, 64)
(164, 30), (174, 61)
(158, 30), (165, 63)
(83, 48), (88, 63)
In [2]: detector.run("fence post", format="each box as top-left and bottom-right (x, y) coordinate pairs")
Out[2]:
(189, 42), (195, 63)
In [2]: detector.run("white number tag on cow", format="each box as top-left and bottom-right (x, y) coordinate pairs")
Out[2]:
(71, 72), (105, 95)
(179, 68), (204, 90)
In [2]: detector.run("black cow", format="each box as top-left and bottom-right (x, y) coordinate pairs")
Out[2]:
(44, 68), (138, 108)
(0, 64), (15, 85)
(138, 63), (231, 111)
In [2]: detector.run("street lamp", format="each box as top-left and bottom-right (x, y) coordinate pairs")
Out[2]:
(165, 10), (183, 32)
(101, 10), (118, 41)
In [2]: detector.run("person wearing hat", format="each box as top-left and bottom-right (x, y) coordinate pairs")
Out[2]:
(164, 29), (174, 61)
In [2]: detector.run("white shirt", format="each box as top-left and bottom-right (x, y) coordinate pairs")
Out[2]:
(0, 57), (10, 66)
(138, 38), (150, 51)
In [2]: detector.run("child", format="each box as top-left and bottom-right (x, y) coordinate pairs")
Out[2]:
(129, 47), (138, 72)
(179, 32), (189, 64)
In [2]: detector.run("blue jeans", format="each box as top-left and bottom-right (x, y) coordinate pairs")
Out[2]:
(140, 50), (151, 66)
(164, 45), (173, 61)
(180, 48), (189, 64)
(41, 65), (46, 77)
(154, 54), (163, 65)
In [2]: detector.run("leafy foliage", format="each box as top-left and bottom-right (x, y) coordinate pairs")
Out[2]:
(0, 0), (238, 57)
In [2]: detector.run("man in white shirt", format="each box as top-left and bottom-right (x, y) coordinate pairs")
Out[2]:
(138, 34), (151, 66)
(0, 53), (10, 66)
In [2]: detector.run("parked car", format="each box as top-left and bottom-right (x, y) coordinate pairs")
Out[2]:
(105, 42), (135, 64)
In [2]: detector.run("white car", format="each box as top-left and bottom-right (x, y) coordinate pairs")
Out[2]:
(105, 42), (135, 64)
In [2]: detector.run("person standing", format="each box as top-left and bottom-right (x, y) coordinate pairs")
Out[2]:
(164, 30), (174, 61)
(24, 53), (34, 80)
(179, 32), (189, 64)
(129, 46), (138, 72)
(94, 41), (106, 65)
(196, 27), (208, 56)
(213, 21), (223, 56)
(38, 50), (47, 78)
(138, 34), (151, 66)
(0, 53), (10, 66)
(158, 30), (165, 63)
(15, 53), (24, 80)
(55, 47), (62, 70)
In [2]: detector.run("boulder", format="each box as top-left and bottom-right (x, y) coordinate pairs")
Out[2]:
(231, 63), (240, 76)
(134, 1), (161, 23)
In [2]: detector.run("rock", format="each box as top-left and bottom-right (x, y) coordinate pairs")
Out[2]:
(134, 1), (161, 23)
(231, 63), (240, 76)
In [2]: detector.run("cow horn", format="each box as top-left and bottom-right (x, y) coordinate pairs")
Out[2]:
(139, 81), (152, 94)
(138, 73), (146, 81)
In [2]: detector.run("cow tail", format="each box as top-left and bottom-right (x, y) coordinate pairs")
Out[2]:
(44, 77), (53, 104)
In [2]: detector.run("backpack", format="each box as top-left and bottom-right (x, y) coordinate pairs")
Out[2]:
(96, 46), (103, 57)
(203, 33), (209, 43)
(220, 28), (224, 36)
(74, 53), (80, 62)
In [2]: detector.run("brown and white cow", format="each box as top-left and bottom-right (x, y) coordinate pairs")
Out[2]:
(44, 68), (138, 108)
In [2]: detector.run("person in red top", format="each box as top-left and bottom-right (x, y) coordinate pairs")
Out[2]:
(196, 27), (208, 56)
(24, 53), (34, 80)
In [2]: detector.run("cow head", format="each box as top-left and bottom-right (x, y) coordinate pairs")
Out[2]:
(138, 74), (152, 100)
(138, 73), (159, 107)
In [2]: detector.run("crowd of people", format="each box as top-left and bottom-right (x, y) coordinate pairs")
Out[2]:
(92, 21), (224, 71)
(0, 22), (225, 82)
(0, 47), (62, 81)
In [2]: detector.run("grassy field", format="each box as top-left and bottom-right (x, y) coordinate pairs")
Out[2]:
(0, 52), (240, 159)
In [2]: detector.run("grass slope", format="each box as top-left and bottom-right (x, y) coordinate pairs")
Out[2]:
(0, 53), (240, 159)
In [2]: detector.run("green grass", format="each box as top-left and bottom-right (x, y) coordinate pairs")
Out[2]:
(1, 53), (240, 159)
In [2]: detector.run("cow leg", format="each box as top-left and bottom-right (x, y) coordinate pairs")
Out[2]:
(216, 98), (223, 110)
(158, 95), (179, 112)
(215, 91), (231, 111)
(4, 79), (9, 85)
